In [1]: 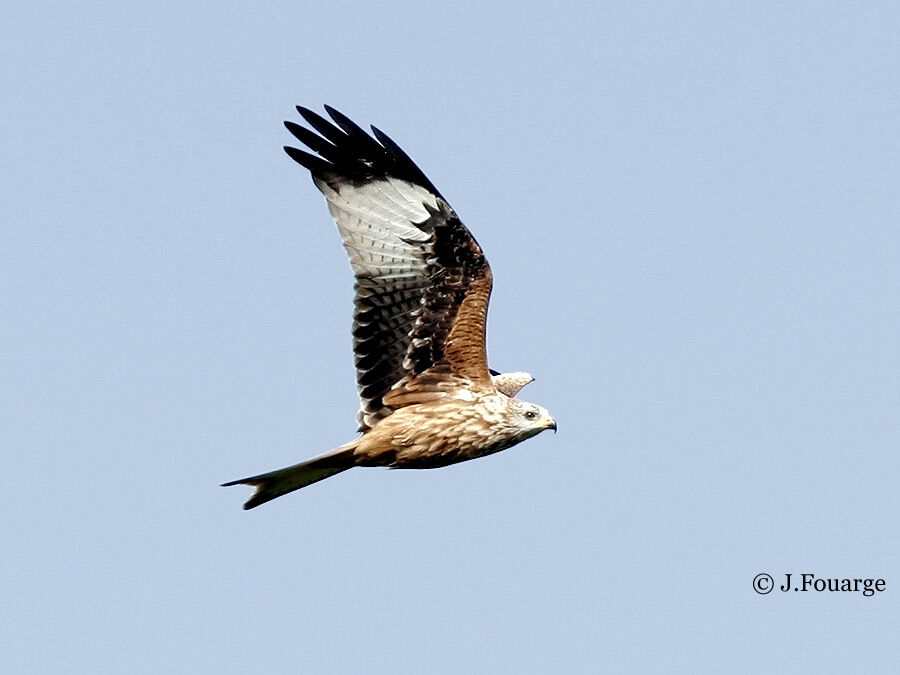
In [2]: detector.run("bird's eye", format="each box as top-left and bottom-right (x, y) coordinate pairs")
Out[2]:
(524, 410), (538, 420)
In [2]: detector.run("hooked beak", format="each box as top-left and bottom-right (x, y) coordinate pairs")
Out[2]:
(547, 418), (557, 433)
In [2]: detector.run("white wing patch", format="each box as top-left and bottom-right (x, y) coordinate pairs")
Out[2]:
(320, 177), (436, 238)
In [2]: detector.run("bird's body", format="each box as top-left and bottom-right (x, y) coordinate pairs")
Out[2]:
(223, 106), (555, 509)
(354, 392), (549, 469)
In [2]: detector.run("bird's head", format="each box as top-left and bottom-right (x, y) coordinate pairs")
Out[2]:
(509, 399), (557, 439)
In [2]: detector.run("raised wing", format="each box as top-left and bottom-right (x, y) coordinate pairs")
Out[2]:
(284, 106), (494, 430)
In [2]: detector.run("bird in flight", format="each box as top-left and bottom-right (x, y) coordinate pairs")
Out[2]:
(223, 106), (556, 509)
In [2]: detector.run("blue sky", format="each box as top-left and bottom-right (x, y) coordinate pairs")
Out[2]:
(3, 2), (899, 672)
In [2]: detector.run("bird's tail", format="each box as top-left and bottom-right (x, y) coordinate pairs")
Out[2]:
(222, 443), (358, 510)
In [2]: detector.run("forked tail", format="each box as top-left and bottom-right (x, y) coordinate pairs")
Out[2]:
(222, 443), (357, 509)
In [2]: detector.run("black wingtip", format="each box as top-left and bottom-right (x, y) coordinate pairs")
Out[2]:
(324, 105), (368, 137)
(283, 145), (332, 176)
(369, 125), (393, 148)
(294, 106), (347, 145)
(284, 105), (444, 198)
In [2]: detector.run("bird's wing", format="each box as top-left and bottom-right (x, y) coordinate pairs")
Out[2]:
(490, 371), (535, 398)
(284, 106), (494, 430)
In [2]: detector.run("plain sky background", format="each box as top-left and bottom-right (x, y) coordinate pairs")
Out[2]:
(3, 1), (899, 672)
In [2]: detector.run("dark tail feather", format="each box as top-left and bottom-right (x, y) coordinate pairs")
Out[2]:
(222, 445), (357, 509)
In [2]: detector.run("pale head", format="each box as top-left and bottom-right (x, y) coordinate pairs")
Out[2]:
(506, 398), (557, 440)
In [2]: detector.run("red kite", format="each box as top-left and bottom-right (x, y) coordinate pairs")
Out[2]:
(224, 106), (556, 509)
